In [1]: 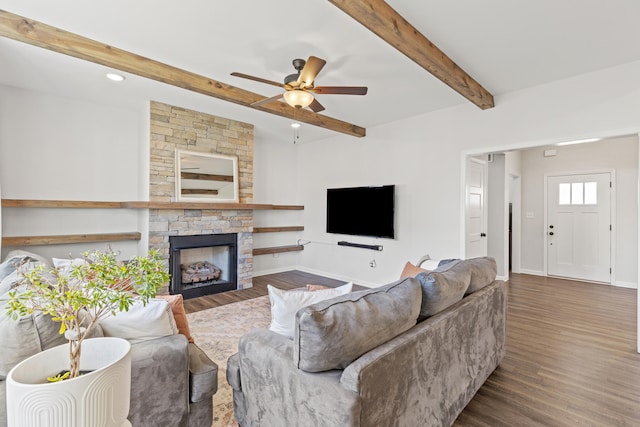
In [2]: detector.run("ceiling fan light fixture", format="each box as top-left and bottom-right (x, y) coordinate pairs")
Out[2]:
(283, 90), (314, 109)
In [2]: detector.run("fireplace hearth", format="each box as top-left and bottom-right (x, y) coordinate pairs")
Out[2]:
(169, 233), (237, 299)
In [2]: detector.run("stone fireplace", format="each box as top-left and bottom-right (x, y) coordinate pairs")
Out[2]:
(148, 101), (254, 294)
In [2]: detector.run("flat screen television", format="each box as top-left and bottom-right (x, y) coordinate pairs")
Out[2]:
(326, 185), (395, 239)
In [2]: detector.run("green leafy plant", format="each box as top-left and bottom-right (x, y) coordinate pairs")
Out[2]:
(47, 371), (70, 382)
(5, 249), (170, 379)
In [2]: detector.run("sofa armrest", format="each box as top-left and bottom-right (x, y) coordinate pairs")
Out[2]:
(129, 334), (189, 427)
(232, 328), (361, 427)
(226, 352), (241, 391)
(188, 342), (218, 403)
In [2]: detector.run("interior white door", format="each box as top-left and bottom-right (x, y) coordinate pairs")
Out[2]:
(466, 157), (487, 258)
(547, 173), (611, 283)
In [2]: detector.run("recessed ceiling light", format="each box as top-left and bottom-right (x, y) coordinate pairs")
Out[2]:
(556, 138), (600, 146)
(106, 73), (125, 82)
(291, 123), (301, 129)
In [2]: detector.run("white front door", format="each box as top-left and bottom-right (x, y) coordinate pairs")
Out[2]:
(466, 157), (487, 258)
(547, 173), (611, 283)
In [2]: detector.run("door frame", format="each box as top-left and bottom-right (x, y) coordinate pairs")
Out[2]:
(463, 156), (488, 259)
(543, 169), (616, 283)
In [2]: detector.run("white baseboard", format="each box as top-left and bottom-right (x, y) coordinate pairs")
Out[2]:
(517, 269), (546, 276)
(612, 280), (638, 289)
(296, 266), (376, 288)
(510, 269), (637, 289)
(252, 265), (298, 278)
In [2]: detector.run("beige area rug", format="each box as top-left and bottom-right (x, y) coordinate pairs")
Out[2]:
(187, 295), (272, 427)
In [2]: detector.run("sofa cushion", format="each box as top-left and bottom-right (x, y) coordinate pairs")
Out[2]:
(294, 277), (422, 373)
(465, 257), (498, 294)
(267, 283), (353, 339)
(416, 259), (471, 318)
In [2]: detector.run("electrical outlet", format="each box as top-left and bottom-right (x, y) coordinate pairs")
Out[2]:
(369, 260), (376, 268)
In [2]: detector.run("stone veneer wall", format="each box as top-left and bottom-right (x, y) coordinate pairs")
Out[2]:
(148, 101), (254, 289)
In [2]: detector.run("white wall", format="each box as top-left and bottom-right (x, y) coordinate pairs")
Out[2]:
(0, 85), (148, 260)
(487, 154), (507, 278)
(293, 60), (640, 286)
(252, 134), (303, 275)
(519, 136), (638, 285)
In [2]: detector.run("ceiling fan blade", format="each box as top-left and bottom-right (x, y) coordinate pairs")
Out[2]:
(298, 56), (326, 88)
(231, 72), (284, 88)
(308, 98), (325, 113)
(251, 93), (284, 107)
(313, 86), (368, 95)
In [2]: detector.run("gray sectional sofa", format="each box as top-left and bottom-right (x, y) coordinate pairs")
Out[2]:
(227, 257), (506, 427)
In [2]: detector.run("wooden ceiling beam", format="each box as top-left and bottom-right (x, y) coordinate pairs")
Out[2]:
(328, 0), (494, 110)
(0, 10), (366, 137)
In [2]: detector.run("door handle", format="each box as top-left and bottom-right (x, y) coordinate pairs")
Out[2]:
(480, 233), (486, 237)
(549, 225), (554, 229)
(549, 232), (554, 236)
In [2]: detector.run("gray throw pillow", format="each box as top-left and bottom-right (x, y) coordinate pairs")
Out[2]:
(465, 257), (498, 294)
(0, 255), (24, 283)
(294, 277), (422, 373)
(416, 259), (471, 318)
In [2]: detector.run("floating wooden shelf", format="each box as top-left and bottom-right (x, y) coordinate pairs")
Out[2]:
(2, 232), (142, 247)
(253, 226), (304, 233)
(1, 199), (304, 248)
(124, 201), (303, 210)
(1, 199), (123, 208)
(0, 199), (303, 211)
(252, 245), (304, 256)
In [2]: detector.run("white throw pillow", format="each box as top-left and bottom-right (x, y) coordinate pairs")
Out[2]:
(419, 259), (441, 270)
(98, 298), (178, 344)
(268, 283), (353, 339)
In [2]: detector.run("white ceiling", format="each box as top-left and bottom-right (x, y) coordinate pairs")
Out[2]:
(2, 0), (640, 144)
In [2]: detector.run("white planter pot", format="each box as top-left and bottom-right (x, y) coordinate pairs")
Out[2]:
(6, 337), (132, 427)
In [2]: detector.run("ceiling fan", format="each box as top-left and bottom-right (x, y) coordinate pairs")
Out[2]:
(231, 56), (367, 113)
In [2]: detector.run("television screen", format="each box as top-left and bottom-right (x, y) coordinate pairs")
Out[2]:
(326, 185), (395, 239)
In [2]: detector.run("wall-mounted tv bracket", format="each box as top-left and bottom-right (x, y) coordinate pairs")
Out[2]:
(338, 241), (383, 251)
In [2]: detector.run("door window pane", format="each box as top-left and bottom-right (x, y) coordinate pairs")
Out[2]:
(571, 182), (583, 205)
(558, 183), (571, 205)
(584, 182), (597, 204)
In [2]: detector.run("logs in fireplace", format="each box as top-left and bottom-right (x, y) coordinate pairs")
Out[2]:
(182, 261), (221, 284)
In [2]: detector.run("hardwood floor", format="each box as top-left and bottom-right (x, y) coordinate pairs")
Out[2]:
(456, 273), (640, 426)
(184, 271), (640, 426)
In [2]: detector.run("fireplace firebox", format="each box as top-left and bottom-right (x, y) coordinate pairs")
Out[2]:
(169, 233), (237, 299)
